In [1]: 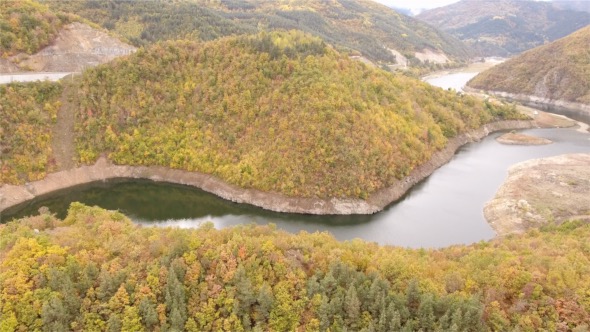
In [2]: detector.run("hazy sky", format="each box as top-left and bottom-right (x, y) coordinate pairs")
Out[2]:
(373, 0), (461, 11)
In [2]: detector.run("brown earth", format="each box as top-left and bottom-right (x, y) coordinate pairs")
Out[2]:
(51, 80), (77, 170)
(2, 22), (135, 73)
(484, 154), (590, 235)
(496, 132), (552, 145)
(0, 59), (20, 73)
(516, 104), (579, 128)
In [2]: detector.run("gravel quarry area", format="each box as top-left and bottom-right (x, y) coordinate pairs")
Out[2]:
(0, 22), (135, 73)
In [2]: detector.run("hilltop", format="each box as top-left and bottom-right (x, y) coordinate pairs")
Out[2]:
(417, 0), (590, 56)
(467, 25), (590, 105)
(70, 32), (523, 200)
(1, 32), (527, 212)
(42, 0), (471, 70)
(1, 203), (589, 330)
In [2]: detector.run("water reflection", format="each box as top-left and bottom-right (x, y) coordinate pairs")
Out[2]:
(4, 127), (589, 248)
(4, 72), (589, 248)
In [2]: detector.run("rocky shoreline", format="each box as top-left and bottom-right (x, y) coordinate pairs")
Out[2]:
(0, 120), (535, 216)
(464, 88), (590, 115)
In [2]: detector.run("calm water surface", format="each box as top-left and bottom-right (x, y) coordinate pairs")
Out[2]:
(4, 73), (589, 248)
(424, 72), (479, 91)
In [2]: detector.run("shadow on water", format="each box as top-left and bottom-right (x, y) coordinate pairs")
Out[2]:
(1, 179), (378, 226)
(2, 120), (588, 249)
(524, 102), (590, 125)
(3, 65), (589, 249)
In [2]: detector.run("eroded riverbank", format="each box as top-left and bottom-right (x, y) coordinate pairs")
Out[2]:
(0, 120), (534, 216)
(465, 88), (590, 116)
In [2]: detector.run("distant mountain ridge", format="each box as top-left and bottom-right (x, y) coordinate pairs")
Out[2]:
(42, 0), (472, 69)
(467, 25), (590, 105)
(552, 1), (590, 14)
(417, 0), (590, 56)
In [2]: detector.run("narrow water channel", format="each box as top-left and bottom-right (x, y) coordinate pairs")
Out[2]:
(3, 73), (589, 248)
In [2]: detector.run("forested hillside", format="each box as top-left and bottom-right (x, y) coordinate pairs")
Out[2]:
(41, 0), (471, 68)
(70, 32), (524, 199)
(0, 82), (62, 184)
(1, 203), (588, 331)
(39, 0), (253, 47)
(467, 25), (590, 104)
(0, 0), (73, 56)
(417, 0), (590, 56)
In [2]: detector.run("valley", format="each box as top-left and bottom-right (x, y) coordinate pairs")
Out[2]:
(1, 0), (590, 330)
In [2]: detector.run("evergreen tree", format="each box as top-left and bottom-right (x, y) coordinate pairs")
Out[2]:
(255, 282), (274, 324)
(41, 297), (69, 332)
(417, 294), (436, 331)
(344, 284), (361, 329)
(107, 315), (122, 332)
(138, 297), (159, 329)
(406, 280), (421, 317)
(165, 268), (187, 330)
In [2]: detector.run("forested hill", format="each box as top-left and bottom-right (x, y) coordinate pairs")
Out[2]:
(69, 31), (523, 199)
(41, 0), (471, 68)
(417, 0), (590, 56)
(0, 0), (74, 56)
(467, 25), (590, 105)
(1, 203), (589, 330)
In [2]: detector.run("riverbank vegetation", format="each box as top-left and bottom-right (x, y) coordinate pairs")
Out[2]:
(0, 0), (73, 56)
(1, 203), (588, 331)
(468, 25), (590, 104)
(72, 31), (525, 199)
(0, 81), (62, 184)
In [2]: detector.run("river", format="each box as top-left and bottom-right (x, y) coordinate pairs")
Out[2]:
(3, 71), (589, 248)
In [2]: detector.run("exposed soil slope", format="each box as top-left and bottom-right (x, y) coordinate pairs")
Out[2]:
(0, 59), (21, 73)
(485, 153), (590, 235)
(50, 80), (77, 170)
(467, 25), (590, 105)
(14, 22), (136, 72)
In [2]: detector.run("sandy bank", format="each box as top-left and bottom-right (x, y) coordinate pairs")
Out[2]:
(0, 120), (535, 215)
(484, 154), (590, 236)
(496, 132), (552, 145)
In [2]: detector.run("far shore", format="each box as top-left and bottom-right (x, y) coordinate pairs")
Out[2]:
(464, 87), (590, 117)
(496, 132), (552, 145)
(0, 120), (534, 216)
